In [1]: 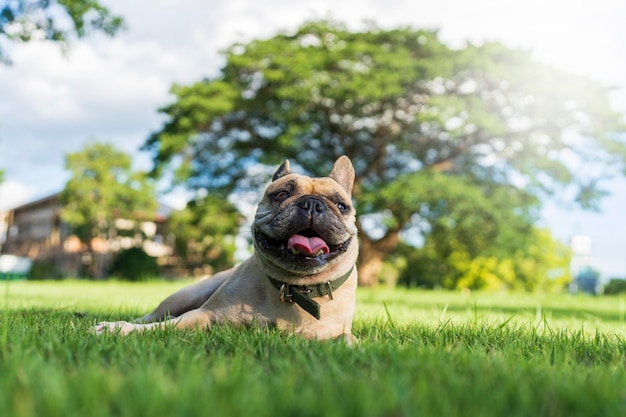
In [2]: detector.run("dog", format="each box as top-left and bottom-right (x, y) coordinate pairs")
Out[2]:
(94, 156), (359, 342)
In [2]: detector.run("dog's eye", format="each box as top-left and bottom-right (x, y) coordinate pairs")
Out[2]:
(336, 202), (349, 212)
(274, 191), (290, 202)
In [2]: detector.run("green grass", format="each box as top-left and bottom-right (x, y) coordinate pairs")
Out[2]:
(2, 279), (626, 417)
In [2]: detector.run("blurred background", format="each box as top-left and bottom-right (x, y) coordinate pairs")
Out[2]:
(0, 0), (625, 293)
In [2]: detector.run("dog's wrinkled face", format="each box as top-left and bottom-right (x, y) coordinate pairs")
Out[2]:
(252, 156), (358, 277)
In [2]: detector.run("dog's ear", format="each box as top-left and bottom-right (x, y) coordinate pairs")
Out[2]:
(272, 160), (291, 181)
(329, 156), (355, 195)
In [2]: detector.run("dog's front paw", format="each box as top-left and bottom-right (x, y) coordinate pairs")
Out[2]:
(93, 321), (139, 336)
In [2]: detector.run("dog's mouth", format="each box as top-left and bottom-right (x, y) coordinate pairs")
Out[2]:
(255, 228), (351, 264)
(287, 230), (330, 257)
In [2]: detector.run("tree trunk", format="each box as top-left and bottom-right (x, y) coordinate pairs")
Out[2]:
(357, 246), (385, 287)
(357, 229), (400, 287)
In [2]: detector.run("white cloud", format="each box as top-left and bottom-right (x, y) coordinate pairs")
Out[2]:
(0, 180), (34, 211)
(1, 40), (174, 128)
(0, 31), (202, 195)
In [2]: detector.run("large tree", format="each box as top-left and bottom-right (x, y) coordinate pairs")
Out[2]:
(60, 142), (157, 277)
(143, 21), (626, 286)
(0, 0), (123, 64)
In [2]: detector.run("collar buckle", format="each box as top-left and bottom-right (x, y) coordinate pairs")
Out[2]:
(279, 284), (293, 303)
(326, 281), (334, 300)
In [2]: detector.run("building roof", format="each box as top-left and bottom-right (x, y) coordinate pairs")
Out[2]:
(3, 191), (174, 220)
(5, 192), (61, 212)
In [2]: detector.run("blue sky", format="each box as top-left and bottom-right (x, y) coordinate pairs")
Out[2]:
(0, 0), (625, 277)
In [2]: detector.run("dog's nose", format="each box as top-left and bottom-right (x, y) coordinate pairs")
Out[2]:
(297, 196), (326, 214)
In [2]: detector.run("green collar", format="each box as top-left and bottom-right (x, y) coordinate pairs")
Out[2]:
(267, 266), (354, 320)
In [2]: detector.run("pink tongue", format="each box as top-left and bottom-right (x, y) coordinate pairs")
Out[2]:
(287, 234), (330, 255)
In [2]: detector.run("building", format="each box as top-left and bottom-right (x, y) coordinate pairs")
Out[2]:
(0, 194), (66, 263)
(0, 193), (174, 278)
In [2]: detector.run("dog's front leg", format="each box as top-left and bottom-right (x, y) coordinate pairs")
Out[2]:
(94, 308), (213, 336)
(138, 271), (231, 323)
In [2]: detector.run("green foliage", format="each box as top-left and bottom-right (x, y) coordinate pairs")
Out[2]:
(144, 21), (452, 191)
(603, 278), (626, 295)
(145, 20), (625, 204)
(368, 171), (569, 291)
(398, 224), (571, 291)
(110, 247), (160, 281)
(362, 171), (538, 253)
(0, 0), (124, 64)
(168, 195), (241, 273)
(511, 228), (572, 291)
(2, 283), (626, 417)
(60, 141), (157, 247)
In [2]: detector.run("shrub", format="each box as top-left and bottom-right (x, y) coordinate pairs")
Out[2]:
(603, 278), (626, 295)
(110, 247), (160, 281)
(29, 260), (62, 280)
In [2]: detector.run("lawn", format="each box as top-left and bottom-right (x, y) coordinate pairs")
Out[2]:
(2, 279), (626, 417)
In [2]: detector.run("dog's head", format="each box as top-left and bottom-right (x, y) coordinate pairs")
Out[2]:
(252, 156), (358, 282)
